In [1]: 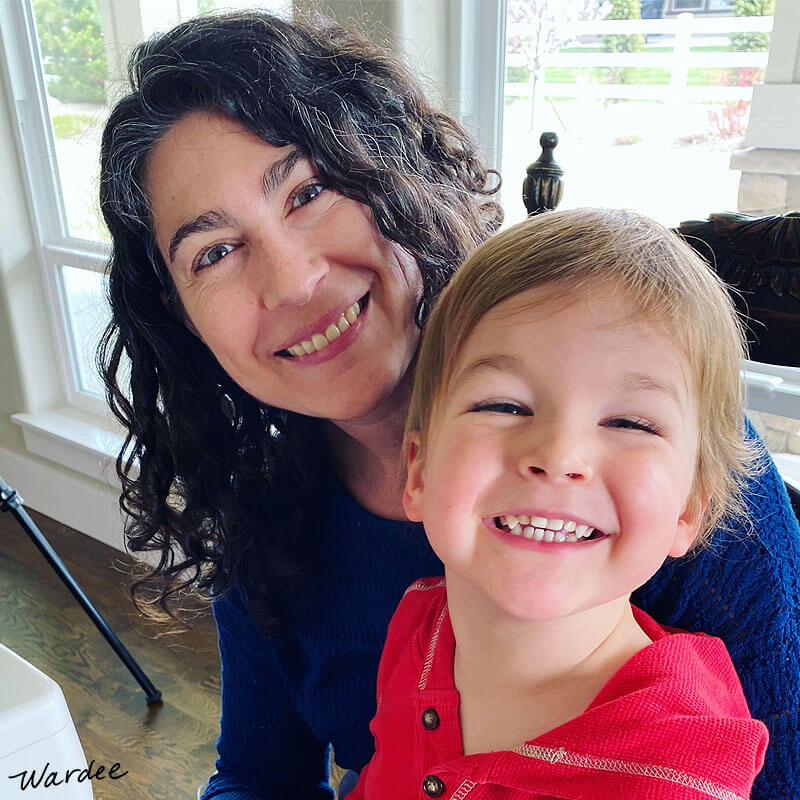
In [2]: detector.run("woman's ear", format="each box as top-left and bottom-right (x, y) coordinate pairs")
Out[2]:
(669, 492), (708, 558)
(402, 434), (425, 522)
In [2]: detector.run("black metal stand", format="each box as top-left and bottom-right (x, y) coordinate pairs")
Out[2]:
(0, 474), (162, 704)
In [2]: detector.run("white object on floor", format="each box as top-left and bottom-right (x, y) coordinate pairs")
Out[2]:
(0, 643), (93, 798)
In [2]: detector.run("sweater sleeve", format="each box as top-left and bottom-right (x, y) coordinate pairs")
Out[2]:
(633, 419), (800, 799)
(201, 584), (334, 800)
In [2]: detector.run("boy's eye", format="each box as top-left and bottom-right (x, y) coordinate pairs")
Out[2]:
(469, 401), (532, 416)
(604, 417), (661, 435)
(290, 181), (325, 210)
(195, 242), (238, 271)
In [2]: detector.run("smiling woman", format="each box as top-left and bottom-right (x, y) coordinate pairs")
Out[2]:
(97, 10), (500, 799)
(97, 9), (799, 800)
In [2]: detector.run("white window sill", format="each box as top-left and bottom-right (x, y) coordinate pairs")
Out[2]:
(743, 362), (800, 423)
(773, 454), (800, 494)
(11, 407), (126, 487)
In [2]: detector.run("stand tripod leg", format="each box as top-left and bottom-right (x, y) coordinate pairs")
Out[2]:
(1, 479), (162, 704)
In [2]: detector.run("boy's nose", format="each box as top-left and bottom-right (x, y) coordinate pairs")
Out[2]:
(516, 426), (594, 483)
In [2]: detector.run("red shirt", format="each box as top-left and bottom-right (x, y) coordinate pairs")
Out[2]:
(350, 578), (768, 800)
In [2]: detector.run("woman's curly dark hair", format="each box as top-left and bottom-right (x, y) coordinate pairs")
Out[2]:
(98, 10), (502, 631)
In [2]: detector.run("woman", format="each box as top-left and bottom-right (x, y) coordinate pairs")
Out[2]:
(98, 11), (799, 800)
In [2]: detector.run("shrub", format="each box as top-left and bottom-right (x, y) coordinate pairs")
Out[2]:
(34, 0), (107, 104)
(730, 0), (774, 52)
(603, 0), (644, 85)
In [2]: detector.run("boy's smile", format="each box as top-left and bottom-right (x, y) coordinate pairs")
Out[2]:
(404, 286), (706, 624)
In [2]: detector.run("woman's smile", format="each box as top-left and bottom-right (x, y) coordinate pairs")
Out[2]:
(275, 294), (368, 361)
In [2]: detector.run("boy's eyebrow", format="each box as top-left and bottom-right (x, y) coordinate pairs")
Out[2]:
(452, 353), (523, 385)
(453, 360), (684, 403)
(622, 373), (683, 405)
(167, 149), (303, 263)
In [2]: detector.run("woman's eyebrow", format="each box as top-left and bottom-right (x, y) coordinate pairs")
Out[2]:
(262, 148), (303, 200)
(168, 210), (239, 263)
(167, 149), (304, 263)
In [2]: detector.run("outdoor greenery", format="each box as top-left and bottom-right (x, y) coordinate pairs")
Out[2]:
(52, 113), (94, 138)
(33, 0), (107, 104)
(730, 0), (774, 52)
(602, 0), (644, 84)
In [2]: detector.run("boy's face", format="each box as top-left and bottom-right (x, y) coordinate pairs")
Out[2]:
(404, 287), (705, 623)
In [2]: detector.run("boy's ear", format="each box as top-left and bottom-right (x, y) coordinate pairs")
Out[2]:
(402, 434), (425, 522)
(669, 492), (708, 558)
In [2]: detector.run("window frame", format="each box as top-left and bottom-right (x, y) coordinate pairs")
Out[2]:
(1, 0), (110, 417)
(2, 0), (798, 485)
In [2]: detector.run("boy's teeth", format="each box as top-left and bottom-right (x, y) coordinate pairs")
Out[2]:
(288, 301), (362, 356)
(497, 514), (599, 543)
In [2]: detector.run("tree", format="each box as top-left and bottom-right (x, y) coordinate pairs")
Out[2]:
(34, 0), (107, 104)
(602, 0), (644, 85)
(730, 0), (774, 52)
(507, 0), (608, 129)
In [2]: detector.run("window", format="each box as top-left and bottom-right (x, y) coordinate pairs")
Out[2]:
(501, 2), (772, 229)
(2, 0), (797, 491)
(2, 0), (290, 417)
(500, 1), (799, 486)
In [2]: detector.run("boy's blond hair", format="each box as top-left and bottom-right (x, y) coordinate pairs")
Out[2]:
(406, 207), (762, 548)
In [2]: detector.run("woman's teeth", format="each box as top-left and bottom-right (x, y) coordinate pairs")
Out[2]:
(495, 514), (601, 543)
(287, 300), (363, 357)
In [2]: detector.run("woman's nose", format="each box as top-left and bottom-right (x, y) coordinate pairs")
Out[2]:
(253, 241), (329, 310)
(516, 424), (594, 483)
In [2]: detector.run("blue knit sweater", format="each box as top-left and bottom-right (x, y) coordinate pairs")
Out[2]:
(202, 432), (800, 800)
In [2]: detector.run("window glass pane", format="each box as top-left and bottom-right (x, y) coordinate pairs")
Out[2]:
(61, 265), (110, 397)
(32, 0), (110, 241)
(501, 2), (772, 229)
(30, 0), (292, 244)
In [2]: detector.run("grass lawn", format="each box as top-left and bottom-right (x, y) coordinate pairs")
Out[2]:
(52, 113), (96, 138)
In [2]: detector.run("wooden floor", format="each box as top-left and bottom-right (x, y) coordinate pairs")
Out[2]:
(0, 506), (221, 800)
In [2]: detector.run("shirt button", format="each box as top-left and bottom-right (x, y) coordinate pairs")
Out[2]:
(423, 775), (445, 797)
(421, 708), (440, 730)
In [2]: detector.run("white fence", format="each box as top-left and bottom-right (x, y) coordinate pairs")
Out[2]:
(506, 13), (773, 103)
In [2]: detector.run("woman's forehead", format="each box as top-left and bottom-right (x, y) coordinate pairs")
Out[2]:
(145, 112), (299, 255)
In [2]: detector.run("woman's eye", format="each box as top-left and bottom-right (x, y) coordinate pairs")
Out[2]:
(604, 417), (661, 435)
(290, 181), (325, 210)
(469, 401), (531, 416)
(196, 242), (237, 271)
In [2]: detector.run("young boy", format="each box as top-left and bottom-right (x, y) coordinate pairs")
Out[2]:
(348, 208), (769, 800)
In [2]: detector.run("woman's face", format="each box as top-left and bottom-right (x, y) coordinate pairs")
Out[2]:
(146, 111), (423, 423)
